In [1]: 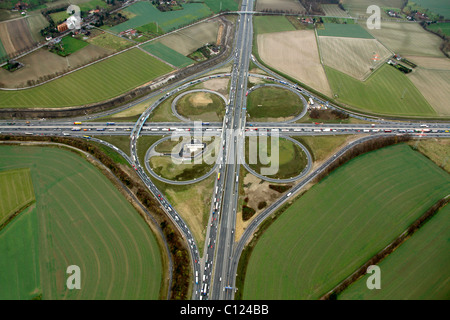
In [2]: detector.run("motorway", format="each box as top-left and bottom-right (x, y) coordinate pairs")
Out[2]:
(1, 0), (450, 301)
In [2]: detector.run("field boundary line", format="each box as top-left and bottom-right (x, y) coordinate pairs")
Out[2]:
(320, 196), (450, 300)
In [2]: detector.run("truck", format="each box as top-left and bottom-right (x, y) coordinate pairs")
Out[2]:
(309, 98), (314, 105)
(71, 127), (81, 131)
(217, 173), (221, 180)
(73, 122), (82, 125)
(106, 122), (115, 126)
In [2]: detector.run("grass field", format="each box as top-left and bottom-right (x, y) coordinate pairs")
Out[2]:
(110, 1), (212, 34)
(339, 203), (450, 300)
(317, 23), (374, 39)
(0, 205), (40, 300)
(292, 135), (352, 163)
(60, 36), (89, 54)
(203, 0), (239, 13)
(176, 91), (225, 121)
(318, 37), (392, 80)
(364, 22), (444, 57)
(0, 38), (7, 62)
(245, 137), (307, 179)
(140, 42), (194, 68)
(324, 64), (436, 117)
(86, 32), (134, 52)
(150, 156), (215, 181)
(242, 144), (450, 299)
(247, 86), (302, 121)
(0, 168), (35, 226)
(253, 16), (296, 35)
(0, 48), (174, 108)
(427, 22), (450, 36)
(0, 145), (163, 300)
(412, 0), (450, 19)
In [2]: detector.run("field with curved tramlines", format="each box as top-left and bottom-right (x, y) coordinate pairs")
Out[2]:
(0, 49), (173, 109)
(241, 144), (450, 299)
(0, 145), (164, 300)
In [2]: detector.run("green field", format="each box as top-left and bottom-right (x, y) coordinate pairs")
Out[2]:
(50, 11), (69, 24)
(203, 0), (239, 13)
(110, 1), (212, 34)
(87, 32), (134, 52)
(0, 168), (35, 226)
(247, 86), (302, 121)
(0, 38), (7, 61)
(325, 64), (436, 117)
(0, 205), (40, 300)
(317, 23), (374, 39)
(176, 91), (225, 121)
(60, 36), (89, 54)
(0, 145), (163, 299)
(339, 203), (450, 300)
(245, 137), (307, 179)
(140, 42), (194, 68)
(411, 0), (450, 19)
(253, 16), (296, 35)
(427, 22), (450, 36)
(242, 144), (450, 299)
(0, 49), (174, 108)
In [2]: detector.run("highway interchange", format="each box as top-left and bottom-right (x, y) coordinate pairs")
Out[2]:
(1, 0), (450, 301)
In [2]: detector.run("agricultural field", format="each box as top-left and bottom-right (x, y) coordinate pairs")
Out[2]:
(26, 13), (49, 42)
(321, 4), (350, 17)
(0, 45), (112, 89)
(60, 36), (89, 55)
(203, 0), (239, 13)
(0, 48), (174, 108)
(364, 22), (445, 57)
(426, 22), (450, 36)
(86, 31), (134, 52)
(0, 39), (6, 61)
(342, 0), (404, 17)
(324, 64), (436, 117)
(0, 18), (36, 57)
(109, 1), (212, 34)
(156, 19), (220, 56)
(255, 0), (306, 13)
(0, 168), (35, 227)
(246, 86), (303, 121)
(317, 23), (374, 39)
(0, 145), (164, 300)
(318, 36), (392, 80)
(241, 144), (450, 299)
(140, 42), (195, 68)
(253, 16), (296, 35)
(409, 138), (450, 173)
(407, 68), (450, 116)
(412, 0), (450, 19)
(293, 135), (353, 163)
(257, 30), (332, 97)
(339, 203), (450, 300)
(176, 91), (225, 121)
(245, 137), (308, 180)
